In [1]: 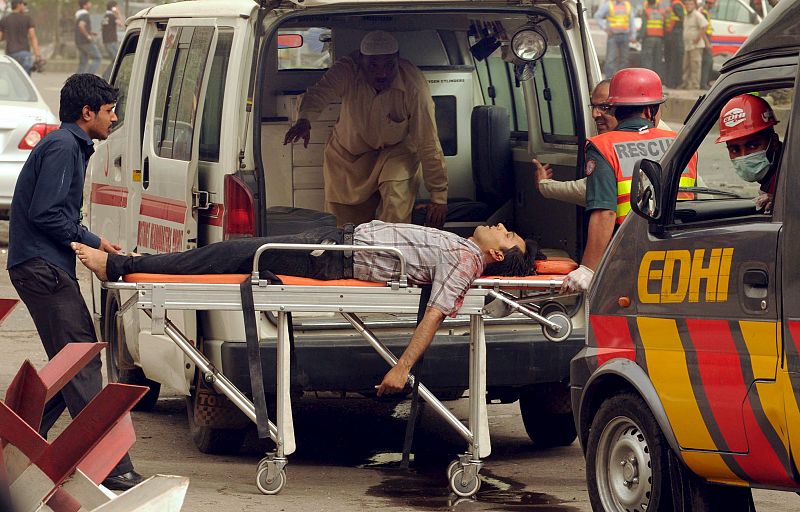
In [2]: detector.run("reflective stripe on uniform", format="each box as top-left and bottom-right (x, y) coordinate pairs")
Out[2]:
(645, 7), (665, 37)
(608, 0), (632, 33)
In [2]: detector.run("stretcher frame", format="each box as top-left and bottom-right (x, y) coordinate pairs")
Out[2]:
(103, 243), (570, 497)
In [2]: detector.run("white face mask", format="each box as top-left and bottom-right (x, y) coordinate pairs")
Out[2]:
(731, 139), (772, 183)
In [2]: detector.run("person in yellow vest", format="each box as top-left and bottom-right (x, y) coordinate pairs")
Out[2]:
(663, 0), (687, 88)
(561, 68), (698, 293)
(284, 31), (448, 228)
(640, 0), (665, 75)
(594, 0), (636, 78)
(700, 0), (715, 88)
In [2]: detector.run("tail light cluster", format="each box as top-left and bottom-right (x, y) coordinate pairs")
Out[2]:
(223, 173), (256, 240)
(18, 123), (60, 150)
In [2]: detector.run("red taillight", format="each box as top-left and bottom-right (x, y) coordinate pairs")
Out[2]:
(223, 174), (256, 240)
(18, 123), (60, 150)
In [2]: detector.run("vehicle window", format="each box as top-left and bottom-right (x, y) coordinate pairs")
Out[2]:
(533, 44), (577, 143)
(110, 32), (139, 129)
(474, 50), (528, 136)
(199, 29), (233, 162)
(728, 0), (753, 23)
(278, 28), (332, 70)
(710, 0), (730, 20)
(668, 88), (793, 223)
(153, 26), (215, 161)
(0, 62), (37, 102)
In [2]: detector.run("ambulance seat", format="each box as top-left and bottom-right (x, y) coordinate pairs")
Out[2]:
(414, 105), (514, 236)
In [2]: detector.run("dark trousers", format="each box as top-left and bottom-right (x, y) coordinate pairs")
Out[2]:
(604, 33), (630, 79)
(641, 37), (664, 77)
(700, 46), (713, 88)
(107, 227), (346, 282)
(664, 31), (684, 87)
(9, 258), (134, 476)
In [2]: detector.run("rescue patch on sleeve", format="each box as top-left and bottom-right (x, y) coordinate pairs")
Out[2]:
(585, 159), (596, 176)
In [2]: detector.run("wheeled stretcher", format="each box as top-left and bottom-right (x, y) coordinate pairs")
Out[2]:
(103, 243), (575, 497)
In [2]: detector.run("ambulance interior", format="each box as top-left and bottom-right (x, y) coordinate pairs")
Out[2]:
(258, 11), (589, 263)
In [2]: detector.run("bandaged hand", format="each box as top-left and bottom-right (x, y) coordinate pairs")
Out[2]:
(754, 191), (774, 213)
(561, 265), (594, 294)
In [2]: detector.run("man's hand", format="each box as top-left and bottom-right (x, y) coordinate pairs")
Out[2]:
(376, 363), (410, 396)
(561, 265), (594, 294)
(425, 202), (448, 229)
(283, 118), (311, 148)
(99, 238), (122, 255)
(532, 158), (553, 192)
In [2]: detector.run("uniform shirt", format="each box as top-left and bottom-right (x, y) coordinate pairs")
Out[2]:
(7, 123), (101, 279)
(0, 12), (34, 55)
(297, 56), (448, 205)
(594, 0), (637, 39)
(585, 118), (655, 212)
(101, 9), (118, 44)
(74, 8), (92, 45)
(353, 221), (484, 317)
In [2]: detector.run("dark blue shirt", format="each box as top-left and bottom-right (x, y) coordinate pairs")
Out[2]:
(7, 123), (101, 279)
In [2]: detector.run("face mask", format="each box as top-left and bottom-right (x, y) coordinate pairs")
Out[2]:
(731, 143), (772, 182)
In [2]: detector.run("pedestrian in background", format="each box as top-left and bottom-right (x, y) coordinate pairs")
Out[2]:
(700, 0), (715, 88)
(101, 0), (124, 79)
(681, 0), (708, 89)
(594, 0), (636, 78)
(75, 0), (102, 74)
(640, 0), (665, 76)
(0, 0), (42, 75)
(663, 0), (686, 87)
(7, 74), (145, 491)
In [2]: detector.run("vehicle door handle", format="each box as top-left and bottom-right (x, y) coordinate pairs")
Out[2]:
(743, 269), (768, 299)
(114, 155), (122, 168)
(142, 157), (149, 189)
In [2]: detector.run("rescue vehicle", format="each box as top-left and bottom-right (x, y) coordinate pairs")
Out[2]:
(87, 0), (601, 454)
(572, 0), (800, 509)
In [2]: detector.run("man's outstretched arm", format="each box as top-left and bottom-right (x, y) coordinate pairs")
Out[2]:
(376, 306), (445, 396)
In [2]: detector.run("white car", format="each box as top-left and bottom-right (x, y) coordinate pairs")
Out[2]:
(0, 55), (59, 217)
(709, 0), (770, 66)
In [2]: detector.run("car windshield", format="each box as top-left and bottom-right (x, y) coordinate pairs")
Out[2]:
(0, 62), (38, 102)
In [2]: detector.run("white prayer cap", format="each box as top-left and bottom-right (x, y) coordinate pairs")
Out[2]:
(360, 30), (399, 56)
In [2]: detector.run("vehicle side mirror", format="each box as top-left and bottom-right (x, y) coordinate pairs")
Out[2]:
(277, 34), (304, 49)
(630, 158), (663, 223)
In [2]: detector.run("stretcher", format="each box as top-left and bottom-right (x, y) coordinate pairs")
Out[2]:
(102, 243), (576, 498)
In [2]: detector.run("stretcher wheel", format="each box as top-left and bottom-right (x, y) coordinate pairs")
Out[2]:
(448, 467), (481, 498)
(446, 459), (461, 480)
(539, 301), (568, 318)
(542, 312), (572, 343)
(256, 466), (286, 495)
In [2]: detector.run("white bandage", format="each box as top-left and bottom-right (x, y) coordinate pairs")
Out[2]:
(360, 30), (399, 56)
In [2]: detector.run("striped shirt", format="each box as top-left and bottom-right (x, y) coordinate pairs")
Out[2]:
(353, 221), (484, 317)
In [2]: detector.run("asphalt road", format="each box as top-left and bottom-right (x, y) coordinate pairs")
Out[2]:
(3, 70), (794, 511)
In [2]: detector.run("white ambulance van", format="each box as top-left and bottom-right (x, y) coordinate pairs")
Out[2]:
(87, 0), (600, 454)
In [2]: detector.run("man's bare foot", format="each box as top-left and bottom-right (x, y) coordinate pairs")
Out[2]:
(71, 242), (110, 281)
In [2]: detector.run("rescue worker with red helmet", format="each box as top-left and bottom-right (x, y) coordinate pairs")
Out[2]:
(716, 93), (782, 212)
(561, 68), (698, 293)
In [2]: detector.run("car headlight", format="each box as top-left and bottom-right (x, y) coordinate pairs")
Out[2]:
(510, 26), (547, 62)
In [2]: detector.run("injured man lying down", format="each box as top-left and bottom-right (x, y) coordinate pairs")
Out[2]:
(73, 220), (539, 396)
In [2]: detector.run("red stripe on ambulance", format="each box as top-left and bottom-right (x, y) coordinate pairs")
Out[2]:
(589, 315), (635, 366)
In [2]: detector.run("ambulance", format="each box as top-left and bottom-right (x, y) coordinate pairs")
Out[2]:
(87, 0), (601, 454)
(572, 0), (800, 509)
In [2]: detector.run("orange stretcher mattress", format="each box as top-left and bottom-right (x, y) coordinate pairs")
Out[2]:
(122, 257), (577, 286)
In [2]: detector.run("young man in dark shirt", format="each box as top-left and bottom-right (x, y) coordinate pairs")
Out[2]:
(75, 0), (101, 74)
(0, 0), (41, 74)
(7, 74), (144, 491)
(100, 0), (122, 79)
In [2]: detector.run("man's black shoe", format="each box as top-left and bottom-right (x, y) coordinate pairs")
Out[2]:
(102, 471), (145, 491)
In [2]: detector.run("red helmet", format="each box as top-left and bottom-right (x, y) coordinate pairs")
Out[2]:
(605, 68), (666, 106)
(716, 94), (778, 143)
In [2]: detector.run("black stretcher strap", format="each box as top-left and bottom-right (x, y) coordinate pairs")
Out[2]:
(240, 277), (271, 439)
(401, 284), (433, 469)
